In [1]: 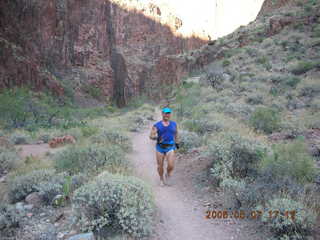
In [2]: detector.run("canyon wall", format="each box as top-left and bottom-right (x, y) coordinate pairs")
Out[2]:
(0, 0), (205, 106)
(0, 0), (294, 106)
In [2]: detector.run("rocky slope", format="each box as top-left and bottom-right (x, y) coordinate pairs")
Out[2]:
(0, 0), (206, 106)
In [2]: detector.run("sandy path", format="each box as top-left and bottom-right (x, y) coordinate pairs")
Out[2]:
(15, 144), (66, 159)
(129, 119), (237, 240)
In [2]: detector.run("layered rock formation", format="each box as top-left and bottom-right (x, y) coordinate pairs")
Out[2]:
(0, 0), (206, 106)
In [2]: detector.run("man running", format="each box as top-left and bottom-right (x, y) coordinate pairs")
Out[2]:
(149, 107), (179, 186)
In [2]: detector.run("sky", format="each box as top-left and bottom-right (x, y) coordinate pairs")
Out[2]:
(144, 0), (265, 39)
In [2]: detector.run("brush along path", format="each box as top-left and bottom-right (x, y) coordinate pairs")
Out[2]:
(128, 112), (260, 240)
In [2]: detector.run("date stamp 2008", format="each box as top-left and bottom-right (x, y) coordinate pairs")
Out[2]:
(205, 210), (296, 221)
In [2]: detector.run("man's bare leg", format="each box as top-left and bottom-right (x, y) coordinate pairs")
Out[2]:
(156, 151), (165, 185)
(165, 150), (175, 185)
(166, 150), (175, 176)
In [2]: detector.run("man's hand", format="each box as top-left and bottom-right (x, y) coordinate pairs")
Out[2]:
(149, 126), (158, 140)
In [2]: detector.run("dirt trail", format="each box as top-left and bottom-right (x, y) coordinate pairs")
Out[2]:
(129, 118), (239, 240)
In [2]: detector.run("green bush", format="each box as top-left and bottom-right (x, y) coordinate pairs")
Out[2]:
(35, 181), (64, 205)
(299, 82), (320, 98)
(0, 87), (63, 129)
(90, 129), (132, 152)
(207, 139), (231, 186)
(256, 198), (316, 239)
(245, 47), (260, 57)
(37, 133), (52, 143)
(0, 148), (20, 175)
(224, 102), (254, 120)
(8, 169), (56, 202)
(222, 59), (231, 67)
(270, 75), (301, 88)
(312, 24), (320, 38)
(8, 169), (86, 204)
(8, 132), (32, 145)
(260, 140), (317, 184)
(53, 144), (128, 175)
(179, 130), (202, 153)
(182, 119), (223, 135)
(310, 98), (320, 112)
(220, 178), (246, 209)
(249, 107), (281, 134)
(0, 204), (22, 233)
(223, 48), (243, 58)
(82, 84), (103, 99)
(0, 87), (107, 131)
(80, 126), (99, 137)
(246, 94), (264, 105)
(256, 56), (266, 64)
(290, 61), (320, 75)
(72, 172), (154, 238)
(207, 134), (267, 184)
(228, 134), (267, 179)
(175, 84), (201, 119)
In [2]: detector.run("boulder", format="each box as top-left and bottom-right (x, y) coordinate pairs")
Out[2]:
(25, 192), (43, 207)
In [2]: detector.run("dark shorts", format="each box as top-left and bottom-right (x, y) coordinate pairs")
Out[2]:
(156, 144), (176, 155)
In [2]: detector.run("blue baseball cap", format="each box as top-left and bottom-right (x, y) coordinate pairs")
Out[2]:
(162, 107), (172, 113)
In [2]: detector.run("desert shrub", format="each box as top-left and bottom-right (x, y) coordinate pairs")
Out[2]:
(207, 134), (267, 184)
(246, 94), (264, 105)
(90, 130), (132, 152)
(0, 87), (63, 130)
(0, 148), (20, 175)
(290, 61), (320, 75)
(8, 169), (56, 202)
(179, 130), (202, 153)
(82, 84), (103, 99)
(249, 107), (280, 134)
(222, 59), (231, 67)
(310, 98), (320, 112)
(182, 119), (223, 135)
(245, 47), (260, 57)
(312, 24), (320, 38)
(260, 140), (317, 184)
(35, 181), (64, 204)
(202, 71), (225, 90)
(0, 87), (107, 131)
(72, 172), (154, 238)
(303, 183), (320, 211)
(70, 173), (88, 191)
(298, 81), (320, 98)
(223, 48), (243, 58)
(239, 172), (304, 208)
(0, 204), (22, 233)
(37, 133), (51, 143)
(8, 132), (32, 145)
(53, 144), (128, 175)
(228, 134), (267, 179)
(256, 198), (316, 239)
(285, 76), (301, 88)
(224, 102), (254, 120)
(80, 126), (99, 137)
(175, 84), (201, 119)
(220, 178), (246, 209)
(256, 56), (272, 70)
(270, 75), (301, 88)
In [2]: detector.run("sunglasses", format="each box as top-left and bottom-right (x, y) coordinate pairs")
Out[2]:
(163, 112), (171, 114)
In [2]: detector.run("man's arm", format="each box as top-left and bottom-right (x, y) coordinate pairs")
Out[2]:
(150, 126), (158, 140)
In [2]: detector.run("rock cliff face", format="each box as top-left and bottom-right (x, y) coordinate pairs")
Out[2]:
(0, 0), (205, 106)
(258, 0), (294, 17)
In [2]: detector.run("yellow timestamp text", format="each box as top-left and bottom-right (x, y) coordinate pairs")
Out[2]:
(205, 210), (296, 220)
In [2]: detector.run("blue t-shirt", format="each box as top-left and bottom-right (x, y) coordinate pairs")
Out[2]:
(153, 120), (177, 145)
